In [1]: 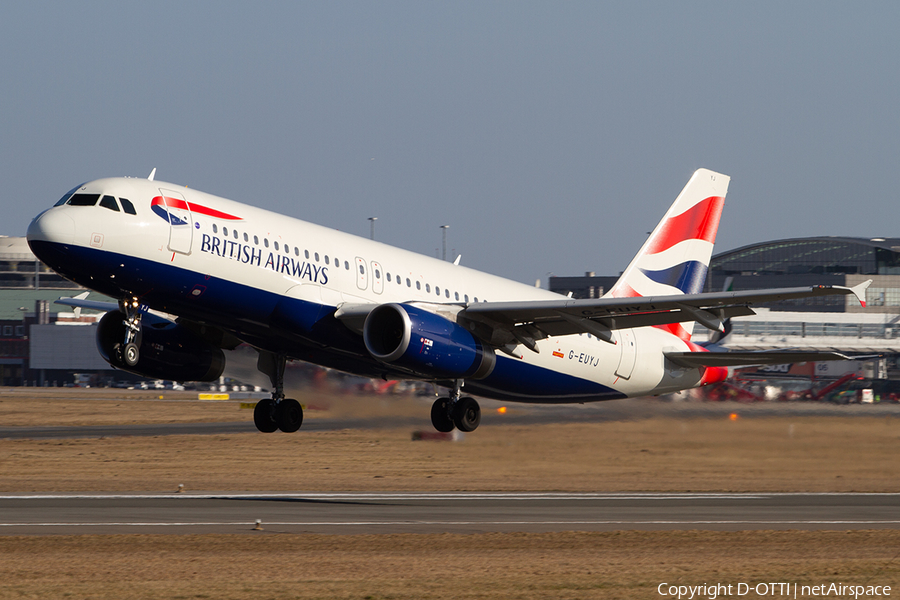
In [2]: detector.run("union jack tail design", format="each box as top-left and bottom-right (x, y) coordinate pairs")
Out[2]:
(606, 168), (730, 340)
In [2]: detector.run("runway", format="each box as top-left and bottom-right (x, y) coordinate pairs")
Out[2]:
(1, 492), (898, 535)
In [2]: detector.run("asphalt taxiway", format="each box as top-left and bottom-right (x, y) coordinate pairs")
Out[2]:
(1, 492), (898, 535)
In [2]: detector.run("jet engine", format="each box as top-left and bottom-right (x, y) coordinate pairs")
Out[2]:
(96, 310), (226, 382)
(363, 303), (495, 380)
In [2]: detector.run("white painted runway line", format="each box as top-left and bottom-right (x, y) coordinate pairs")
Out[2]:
(8, 491), (897, 500)
(3, 520), (900, 528)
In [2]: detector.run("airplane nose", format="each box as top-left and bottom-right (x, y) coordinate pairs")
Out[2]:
(27, 209), (75, 245)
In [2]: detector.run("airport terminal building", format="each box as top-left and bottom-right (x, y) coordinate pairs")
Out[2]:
(708, 236), (900, 313)
(0, 236), (108, 385)
(549, 236), (900, 382)
(550, 236), (900, 312)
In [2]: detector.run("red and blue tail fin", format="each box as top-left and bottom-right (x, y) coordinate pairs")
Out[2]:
(606, 168), (730, 339)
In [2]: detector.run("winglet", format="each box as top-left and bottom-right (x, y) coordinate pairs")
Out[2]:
(850, 279), (872, 307)
(70, 291), (89, 319)
(148, 167), (157, 181)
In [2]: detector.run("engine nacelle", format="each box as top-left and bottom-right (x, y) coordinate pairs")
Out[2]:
(97, 311), (226, 382)
(363, 303), (495, 380)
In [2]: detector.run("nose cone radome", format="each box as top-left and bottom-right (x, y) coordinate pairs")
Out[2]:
(27, 209), (75, 246)
(27, 209), (76, 270)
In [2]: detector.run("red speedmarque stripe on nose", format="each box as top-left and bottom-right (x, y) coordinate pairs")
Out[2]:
(151, 196), (243, 221)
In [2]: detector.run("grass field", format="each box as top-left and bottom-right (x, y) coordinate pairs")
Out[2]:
(2, 530), (899, 600)
(1, 389), (899, 598)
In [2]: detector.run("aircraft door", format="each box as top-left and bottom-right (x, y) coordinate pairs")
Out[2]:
(355, 257), (368, 290)
(159, 188), (193, 255)
(371, 261), (384, 294)
(615, 328), (637, 380)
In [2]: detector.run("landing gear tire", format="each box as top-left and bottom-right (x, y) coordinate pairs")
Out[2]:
(123, 342), (140, 367)
(253, 398), (279, 433)
(452, 396), (481, 432)
(276, 398), (303, 433)
(431, 397), (455, 432)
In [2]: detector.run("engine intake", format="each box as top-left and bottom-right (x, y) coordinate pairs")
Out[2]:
(97, 311), (226, 382)
(363, 303), (495, 380)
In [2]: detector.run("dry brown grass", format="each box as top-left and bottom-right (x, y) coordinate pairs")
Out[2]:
(0, 387), (350, 427)
(1, 415), (899, 492)
(1, 530), (898, 599)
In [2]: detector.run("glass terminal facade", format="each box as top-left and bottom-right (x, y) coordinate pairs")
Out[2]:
(711, 237), (900, 277)
(550, 237), (900, 313)
(708, 237), (900, 312)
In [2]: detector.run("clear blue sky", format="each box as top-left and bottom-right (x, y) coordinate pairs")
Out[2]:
(2, 2), (898, 285)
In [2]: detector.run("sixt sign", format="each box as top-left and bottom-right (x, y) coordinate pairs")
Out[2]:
(199, 233), (328, 284)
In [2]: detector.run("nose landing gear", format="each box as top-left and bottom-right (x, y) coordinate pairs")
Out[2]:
(113, 296), (143, 368)
(123, 341), (140, 367)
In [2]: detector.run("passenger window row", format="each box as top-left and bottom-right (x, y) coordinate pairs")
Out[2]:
(207, 222), (486, 304)
(372, 268), (484, 303)
(210, 223), (352, 271)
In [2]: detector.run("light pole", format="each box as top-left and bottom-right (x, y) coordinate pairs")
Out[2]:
(368, 217), (377, 241)
(440, 225), (449, 261)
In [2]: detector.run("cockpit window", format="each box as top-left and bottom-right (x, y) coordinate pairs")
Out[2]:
(99, 195), (120, 212)
(54, 184), (85, 206)
(119, 198), (137, 215)
(67, 194), (100, 206)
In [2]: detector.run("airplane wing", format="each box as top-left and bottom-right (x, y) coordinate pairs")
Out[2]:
(456, 280), (872, 351)
(55, 293), (119, 313)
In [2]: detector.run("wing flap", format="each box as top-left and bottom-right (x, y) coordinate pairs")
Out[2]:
(517, 305), (756, 339)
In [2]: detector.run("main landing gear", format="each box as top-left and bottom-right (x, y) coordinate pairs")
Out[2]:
(431, 382), (481, 433)
(254, 351), (304, 433)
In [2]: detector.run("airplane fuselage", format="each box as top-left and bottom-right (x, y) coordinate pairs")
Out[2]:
(27, 177), (706, 403)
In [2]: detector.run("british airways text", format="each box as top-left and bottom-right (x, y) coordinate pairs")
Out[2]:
(200, 234), (328, 284)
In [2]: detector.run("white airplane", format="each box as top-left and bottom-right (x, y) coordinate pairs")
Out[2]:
(27, 168), (869, 433)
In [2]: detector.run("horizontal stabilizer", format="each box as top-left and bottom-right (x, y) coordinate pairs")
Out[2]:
(664, 350), (860, 368)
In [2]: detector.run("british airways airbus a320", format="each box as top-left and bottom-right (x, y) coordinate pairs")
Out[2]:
(26, 168), (869, 433)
